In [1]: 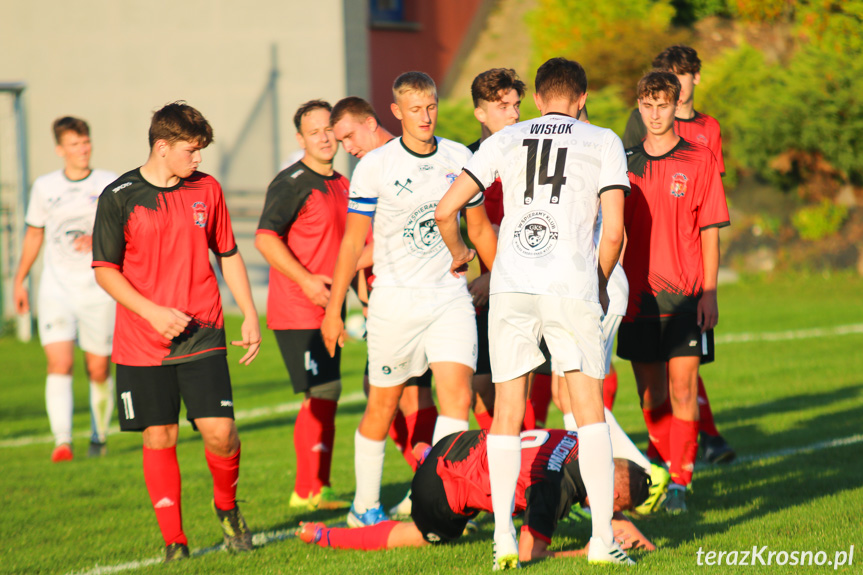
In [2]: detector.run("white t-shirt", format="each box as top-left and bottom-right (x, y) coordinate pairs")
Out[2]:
(465, 113), (629, 302)
(25, 168), (118, 288)
(348, 137), (482, 289)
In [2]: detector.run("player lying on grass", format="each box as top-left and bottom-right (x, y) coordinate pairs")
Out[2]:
(298, 429), (654, 563)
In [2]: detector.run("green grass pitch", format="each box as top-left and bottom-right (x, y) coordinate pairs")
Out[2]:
(1, 271), (862, 574)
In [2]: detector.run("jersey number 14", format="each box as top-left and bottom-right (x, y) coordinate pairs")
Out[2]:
(523, 139), (567, 205)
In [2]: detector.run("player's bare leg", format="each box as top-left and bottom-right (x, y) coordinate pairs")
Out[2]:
(351, 383), (404, 526)
(428, 361), (472, 444)
(44, 341), (75, 461)
(488, 375), (528, 569)
(84, 351), (113, 454)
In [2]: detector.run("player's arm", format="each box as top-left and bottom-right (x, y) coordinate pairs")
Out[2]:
(698, 226), (719, 333)
(321, 212), (372, 356)
(518, 528), (584, 561)
(435, 172), (482, 277)
(465, 204), (498, 271)
(94, 267), (190, 340)
(12, 225), (45, 314)
(255, 233), (331, 307)
(217, 251), (261, 365)
(597, 188), (625, 312)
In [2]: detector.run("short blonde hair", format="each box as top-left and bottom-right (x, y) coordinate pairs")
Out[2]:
(392, 71), (437, 103)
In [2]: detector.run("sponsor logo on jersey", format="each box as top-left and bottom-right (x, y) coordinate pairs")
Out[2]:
(670, 173), (688, 198)
(112, 182), (132, 193)
(696, 134), (709, 146)
(419, 164), (433, 171)
(403, 201), (445, 257)
(56, 216), (92, 259)
(529, 122), (573, 135)
(445, 172), (457, 185)
(513, 210), (558, 257)
(394, 178), (414, 195)
(191, 201), (208, 227)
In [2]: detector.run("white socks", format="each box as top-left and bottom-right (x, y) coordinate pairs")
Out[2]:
(353, 429), (386, 513)
(577, 422), (615, 547)
(487, 434), (521, 547)
(432, 415), (469, 446)
(565, 409), (652, 474)
(90, 377), (114, 443)
(46, 374), (74, 446)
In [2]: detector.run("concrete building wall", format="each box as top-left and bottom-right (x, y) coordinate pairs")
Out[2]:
(0, 0), (365, 191)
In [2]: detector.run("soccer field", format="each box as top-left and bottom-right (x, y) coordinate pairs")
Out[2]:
(2, 272), (862, 574)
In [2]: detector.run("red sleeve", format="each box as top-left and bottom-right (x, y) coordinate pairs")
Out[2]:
(696, 153), (730, 231)
(711, 120), (726, 176)
(209, 181), (237, 256)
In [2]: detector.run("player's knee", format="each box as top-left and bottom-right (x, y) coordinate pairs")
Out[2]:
(309, 379), (341, 402)
(86, 358), (110, 382)
(669, 380), (696, 407)
(205, 425), (239, 455)
(46, 358), (74, 375)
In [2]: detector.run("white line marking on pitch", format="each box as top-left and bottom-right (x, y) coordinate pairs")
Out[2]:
(66, 523), (348, 575)
(7, 322), (863, 450)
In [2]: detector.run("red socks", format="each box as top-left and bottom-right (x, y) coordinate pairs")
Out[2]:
(642, 400), (672, 463)
(697, 376), (720, 437)
(294, 398), (338, 497)
(143, 446), (186, 546)
(474, 408), (494, 429)
(529, 373), (552, 427)
(389, 410), (418, 471)
(317, 520), (400, 550)
(669, 417), (699, 486)
(409, 405), (437, 447)
(522, 399), (537, 431)
(602, 370), (618, 411)
(205, 446), (240, 511)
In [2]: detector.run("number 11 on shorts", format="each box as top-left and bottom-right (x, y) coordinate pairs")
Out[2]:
(121, 391), (135, 420)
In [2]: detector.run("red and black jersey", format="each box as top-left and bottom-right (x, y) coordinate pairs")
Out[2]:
(256, 162), (349, 330)
(623, 138), (729, 320)
(92, 169), (237, 366)
(623, 108), (725, 175)
(434, 429), (586, 544)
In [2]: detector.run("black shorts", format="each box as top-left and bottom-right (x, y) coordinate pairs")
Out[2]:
(411, 434), (477, 543)
(274, 329), (341, 393)
(475, 306), (491, 376)
(617, 315), (715, 364)
(363, 360), (432, 388)
(115, 355), (234, 432)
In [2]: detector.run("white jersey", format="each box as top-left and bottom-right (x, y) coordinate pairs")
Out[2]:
(25, 168), (118, 289)
(465, 113), (629, 302)
(348, 137), (482, 289)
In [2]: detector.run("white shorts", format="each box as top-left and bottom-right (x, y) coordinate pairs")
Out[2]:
(366, 286), (477, 387)
(552, 313), (622, 377)
(38, 278), (115, 356)
(488, 293), (605, 382)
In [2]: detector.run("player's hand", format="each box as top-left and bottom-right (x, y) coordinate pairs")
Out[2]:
(320, 311), (346, 358)
(599, 285), (610, 315)
(302, 274), (332, 308)
(468, 272), (491, 307)
(147, 306), (191, 340)
(612, 516), (656, 551)
(13, 280), (29, 314)
(232, 314), (261, 365)
(73, 234), (93, 253)
(697, 289), (718, 333)
(450, 247), (476, 278)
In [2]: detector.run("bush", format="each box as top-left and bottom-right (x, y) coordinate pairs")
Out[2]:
(791, 199), (848, 240)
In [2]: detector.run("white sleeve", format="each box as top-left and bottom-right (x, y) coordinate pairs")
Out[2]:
(24, 178), (47, 228)
(347, 154), (379, 217)
(463, 135), (501, 191)
(598, 130), (631, 196)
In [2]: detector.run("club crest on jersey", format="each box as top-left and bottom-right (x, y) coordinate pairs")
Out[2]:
(514, 210), (558, 258)
(403, 201), (445, 257)
(670, 173), (688, 198)
(445, 172), (457, 185)
(191, 201), (208, 227)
